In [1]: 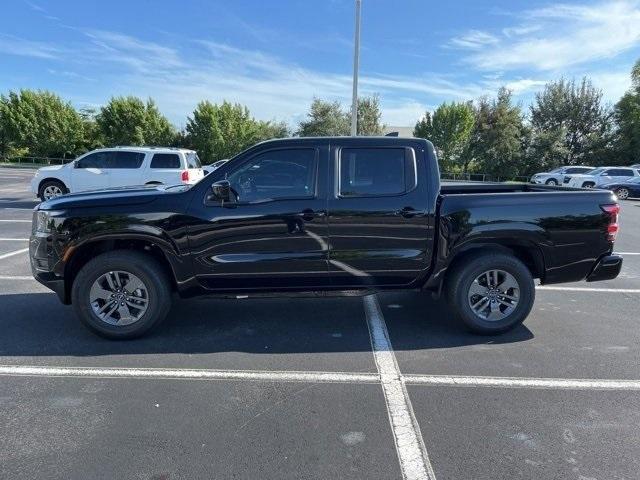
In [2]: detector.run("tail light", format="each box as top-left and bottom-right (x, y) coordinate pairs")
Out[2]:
(600, 204), (620, 242)
(181, 170), (190, 183)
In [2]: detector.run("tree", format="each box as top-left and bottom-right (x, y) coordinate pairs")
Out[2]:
(614, 59), (640, 165)
(297, 99), (349, 137)
(466, 88), (527, 178)
(0, 89), (84, 158)
(530, 78), (613, 168)
(96, 96), (176, 146)
(185, 101), (287, 164)
(414, 101), (474, 171)
(357, 95), (384, 135)
(297, 96), (385, 137)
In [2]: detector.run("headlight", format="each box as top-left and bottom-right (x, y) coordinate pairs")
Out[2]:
(33, 210), (64, 233)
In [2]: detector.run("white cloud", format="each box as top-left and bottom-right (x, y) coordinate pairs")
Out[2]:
(453, 0), (640, 71)
(449, 30), (499, 49)
(0, 33), (59, 59)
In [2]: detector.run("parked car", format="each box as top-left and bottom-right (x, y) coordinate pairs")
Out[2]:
(31, 147), (205, 201)
(30, 137), (623, 339)
(530, 166), (594, 185)
(566, 167), (640, 189)
(631, 163), (640, 169)
(601, 176), (640, 200)
(202, 159), (229, 175)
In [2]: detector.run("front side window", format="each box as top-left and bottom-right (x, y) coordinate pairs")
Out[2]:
(151, 153), (181, 169)
(109, 151), (146, 169)
(227, 148), (316, 203)
(76, 151), (112, 169)
(339, 148), (416, 197)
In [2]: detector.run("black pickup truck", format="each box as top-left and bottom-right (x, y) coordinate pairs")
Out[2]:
(30, 137), (623, 339)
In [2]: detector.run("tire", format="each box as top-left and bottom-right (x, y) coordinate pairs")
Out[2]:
(446, 253), (535, 335)
(545, 179), (558, 185)
(615, 187), (629, 200)
(38, 179), (68, 201)
(583, 182), (595, 188)
(71, 251), (172, 339)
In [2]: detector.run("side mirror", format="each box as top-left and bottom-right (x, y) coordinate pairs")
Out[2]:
(211, 180), (231, 202)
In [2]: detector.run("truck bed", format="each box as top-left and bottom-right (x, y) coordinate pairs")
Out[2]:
(439, 181), (585, 195)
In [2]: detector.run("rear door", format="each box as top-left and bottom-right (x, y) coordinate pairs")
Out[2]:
(326, 143), (431, 287)
(147, 152), (182, 185)
(71, 151), (111, 191)
(106, 151), (146, 188)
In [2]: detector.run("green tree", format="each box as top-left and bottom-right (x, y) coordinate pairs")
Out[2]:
(414, 101), (474, 171)
(614, 59), (640, 164)
(357, 95), (384, 135)
(530, 78), (613, 168)
(297, 98), (349, 136)
(185, 101), (287, 163)
(0, 89), (85, 158)
(96, 96), (176, 146)
(466, 88), (527, 178)
(78, 107), (104, 151)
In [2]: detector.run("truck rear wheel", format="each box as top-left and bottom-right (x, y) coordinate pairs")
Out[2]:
(71, 251), (172, 339)
(446, 253), (535, 334)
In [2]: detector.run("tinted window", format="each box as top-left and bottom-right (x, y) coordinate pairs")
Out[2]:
(339, 148), (416, 197)
(151, 153), (181, 169)
(76, 151), (112, 169)
(566, 167), (591, 174)
(186, 152), (201, 168)
(109, 151), (145, 169)
(228, 149), (316, 202)
(607, 169), (634, 176)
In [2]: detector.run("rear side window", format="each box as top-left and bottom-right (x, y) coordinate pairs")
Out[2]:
(566, 167), (590, 174)
(150, 153), (181, 169)
(109, 151), (145, 169)
(186, 152), (201, 168)
(607, 169), (634, 176)
(339, 148), (416, 197)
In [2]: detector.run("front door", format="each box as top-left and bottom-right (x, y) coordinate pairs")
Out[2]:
(186, 145), (330, 291)
(72, 151), (111, 192)
(326, 143), (432, 287)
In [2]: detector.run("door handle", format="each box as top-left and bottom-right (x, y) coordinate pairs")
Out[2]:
(395, 207), (421, 218)
(298, 209), (325, 221)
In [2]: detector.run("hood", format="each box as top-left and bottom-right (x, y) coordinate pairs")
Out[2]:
(36, 164), (67, 173)
(38, 184), (186, 210)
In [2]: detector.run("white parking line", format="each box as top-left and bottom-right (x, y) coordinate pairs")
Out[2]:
(364, 295), (436, 480)
(404, 374), (640, 390)
(0, 365), (379, 384)
(0, 238), (29, 241)
(0, 248), (29, 260)
(0, 275), (32, 280)
(537, 286), (640, 293)
(618, 252), (640, 255)
(0, 220), (31, 223)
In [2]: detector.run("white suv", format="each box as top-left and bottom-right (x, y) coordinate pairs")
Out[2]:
(31, 147), (205, 200)
(566, 167), (639, 189)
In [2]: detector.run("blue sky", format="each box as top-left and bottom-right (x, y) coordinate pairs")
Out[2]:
(1, 0), (639, 127)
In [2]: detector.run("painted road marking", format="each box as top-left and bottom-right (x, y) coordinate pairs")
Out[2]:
(0, 276), (32, 280)
(0, 220), (31, 223)
(0, 238), (29, 241)
(0, 248), (29, 260)
(617, 252), (640, 255)
(537, 286), (640, 293)
(364, 294), (436, 480)
(0, 365), (379, 384)
(404, 374), (640, 390)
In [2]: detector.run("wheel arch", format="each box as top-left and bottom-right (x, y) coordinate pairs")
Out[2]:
(64, 238), (178, 304)
(38, 177), (67, 193)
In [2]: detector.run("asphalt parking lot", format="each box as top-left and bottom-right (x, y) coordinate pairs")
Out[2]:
(1, 166), (640, 479)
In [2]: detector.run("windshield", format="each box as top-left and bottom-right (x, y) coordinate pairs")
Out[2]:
(549, 167), (563, 173)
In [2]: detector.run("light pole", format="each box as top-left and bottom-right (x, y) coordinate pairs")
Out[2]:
(350, 0), (362, 136)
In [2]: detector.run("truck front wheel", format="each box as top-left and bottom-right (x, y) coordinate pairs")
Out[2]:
(71, 251), (172, 339)
(446, 253), (535, 334)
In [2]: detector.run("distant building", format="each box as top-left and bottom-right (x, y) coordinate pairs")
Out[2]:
(383, 126), (414, 137)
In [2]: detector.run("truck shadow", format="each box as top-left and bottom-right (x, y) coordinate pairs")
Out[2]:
(0, 291), (532, 358)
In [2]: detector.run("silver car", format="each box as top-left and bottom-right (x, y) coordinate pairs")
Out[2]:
(530, 166), (594, 185)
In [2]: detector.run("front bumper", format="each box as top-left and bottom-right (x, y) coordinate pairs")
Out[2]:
(29, 233), (68, 303)
(586, 254), (623, 282)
